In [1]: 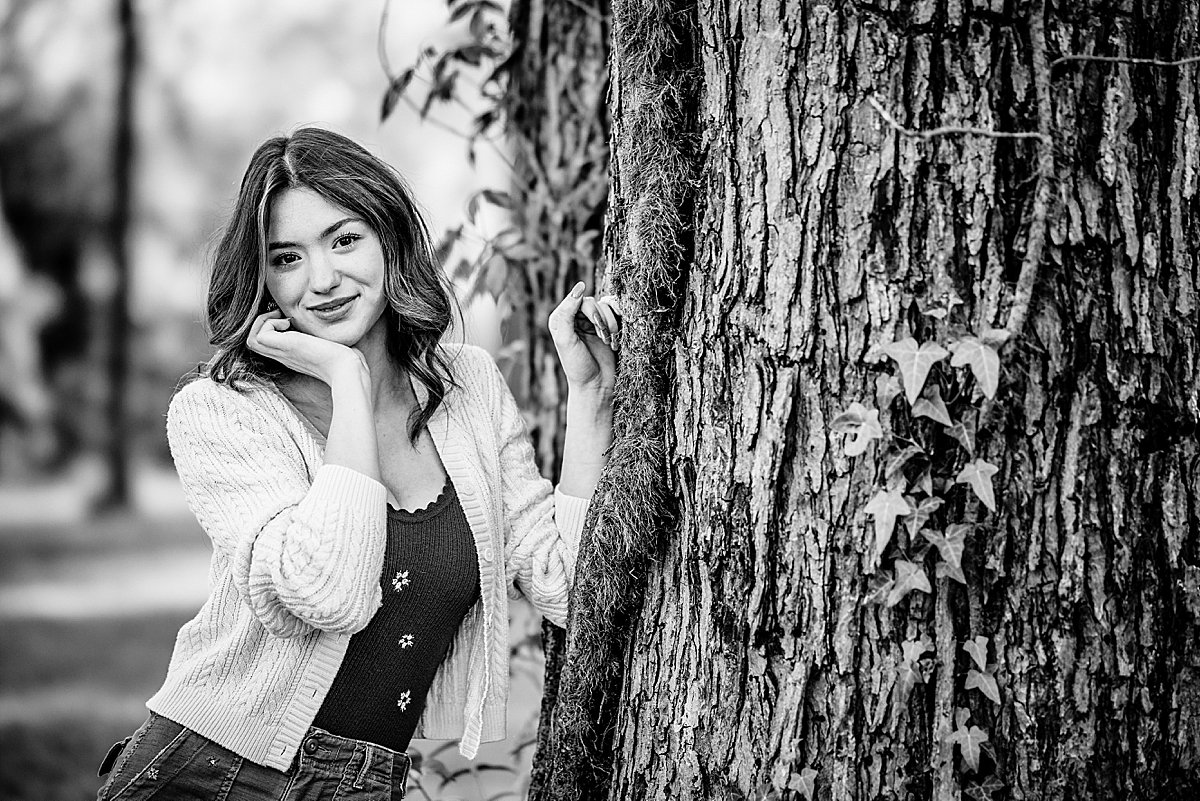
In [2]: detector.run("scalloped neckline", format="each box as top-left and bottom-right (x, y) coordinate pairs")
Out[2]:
(387, 475), (453, 520)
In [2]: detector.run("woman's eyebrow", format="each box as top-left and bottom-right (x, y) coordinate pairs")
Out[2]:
(268, 217), (362, 250)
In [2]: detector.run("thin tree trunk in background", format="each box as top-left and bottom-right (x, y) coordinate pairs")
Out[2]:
(503, 0), (610, 482)
(501, 2), (611, 798)
(514, 0), (1200, 798)
(99, 0), (136, 509)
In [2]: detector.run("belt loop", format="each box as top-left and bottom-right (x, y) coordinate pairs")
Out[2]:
(398, 751), (411, 793)
(353, 744), (374, 790)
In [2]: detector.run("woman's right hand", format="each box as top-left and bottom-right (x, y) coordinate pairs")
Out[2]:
(246, 310), (366, 385)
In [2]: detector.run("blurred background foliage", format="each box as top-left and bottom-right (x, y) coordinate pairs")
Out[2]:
(0, 0), (514, 494)
(0, 0), (608, 798)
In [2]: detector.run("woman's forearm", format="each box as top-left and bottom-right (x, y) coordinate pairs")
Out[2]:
(321, 361), (381, 482)
(557, 388), (614, 498)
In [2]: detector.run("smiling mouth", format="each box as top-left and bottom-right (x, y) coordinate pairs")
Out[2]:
(308, 296), (356, 313)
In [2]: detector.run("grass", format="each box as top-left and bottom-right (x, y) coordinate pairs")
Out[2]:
(0, 612), (189, 801)
(0, 718), (145, 801)
(0, 513), (205, 583)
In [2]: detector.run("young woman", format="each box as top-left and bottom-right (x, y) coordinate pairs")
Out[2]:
(94, 127), (621, 800)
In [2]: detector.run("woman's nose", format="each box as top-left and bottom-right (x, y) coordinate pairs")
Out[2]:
(308, 253), (341, 293)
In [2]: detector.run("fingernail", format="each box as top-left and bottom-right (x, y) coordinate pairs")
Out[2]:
(572, 281), (585, 298)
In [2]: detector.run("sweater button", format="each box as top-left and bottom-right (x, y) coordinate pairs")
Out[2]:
(482, 547), (494, 562)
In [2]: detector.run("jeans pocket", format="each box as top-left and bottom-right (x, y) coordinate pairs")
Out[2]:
(96, 715), (157, 801)
(109, 721), (245, 801)
(102, 714), (192, 801)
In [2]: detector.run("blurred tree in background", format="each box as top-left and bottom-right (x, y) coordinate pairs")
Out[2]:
(379, 0), (610, 480)
(0, 0), (116, 479)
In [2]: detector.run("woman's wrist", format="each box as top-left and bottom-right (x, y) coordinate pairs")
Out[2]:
(321, 358), (380, 481)
(559, 388), (614, 498)
(324, 356), (371, 393)
(566, 383), (614, 417)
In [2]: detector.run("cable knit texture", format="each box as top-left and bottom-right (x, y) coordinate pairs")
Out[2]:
(147, 343), (591, 770)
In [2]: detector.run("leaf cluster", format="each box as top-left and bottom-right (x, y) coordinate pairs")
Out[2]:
(381, 0), (510, 139)
(831, 306), (1014, 794)
(843, 328), (1007, 593)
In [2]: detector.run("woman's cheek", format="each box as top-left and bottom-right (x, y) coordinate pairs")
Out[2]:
(267, 276), (304, 319)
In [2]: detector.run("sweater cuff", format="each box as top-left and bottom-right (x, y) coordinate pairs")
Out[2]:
(553, 487), (591, 547)
(300, 463), (388, 513)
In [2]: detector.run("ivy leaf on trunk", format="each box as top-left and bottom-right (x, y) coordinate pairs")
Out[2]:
(963, 636), (990, 671)
(947, 420), (975, 455)
(885, 445), (926, 484)
(886, 559), (932, 607)
(963, 775), (1006, 801)
(830, 401), (883, 457)
(912, 383), (953, 426)
(904, 496), (944, 538)
(882, 337), (950, 404)
(949, 336), (1002, 399)
(946, 724), (990, 772)
(967, 667), (1002, 705)
(787, 768), (818, 800)
(922, 524), (969, 584)
(956, 458), (1000, 510)
(894, 636), (933, 707)
(863, 488), (914, 563)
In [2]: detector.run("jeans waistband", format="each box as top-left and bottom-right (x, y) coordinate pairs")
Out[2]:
(298, 726), (411, 792)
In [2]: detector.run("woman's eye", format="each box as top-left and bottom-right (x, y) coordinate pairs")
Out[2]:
(333, 233), (362, 249)
(271, 252), (300, 268)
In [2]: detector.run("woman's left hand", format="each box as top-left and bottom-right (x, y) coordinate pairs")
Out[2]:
(548, 281), (623, 395)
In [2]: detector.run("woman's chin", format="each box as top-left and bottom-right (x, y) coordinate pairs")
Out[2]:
(291, 320), (366, 349)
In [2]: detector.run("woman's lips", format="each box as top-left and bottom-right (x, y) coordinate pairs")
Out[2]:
(308, 295), (356, 321)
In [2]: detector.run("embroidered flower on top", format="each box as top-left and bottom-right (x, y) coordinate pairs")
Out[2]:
(397, 690), (411, 711)
(391, 570), (411, 592)
(398, 633), (414, 649)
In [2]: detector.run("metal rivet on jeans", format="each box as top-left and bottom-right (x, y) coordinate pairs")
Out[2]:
(146, 767), (159, 781)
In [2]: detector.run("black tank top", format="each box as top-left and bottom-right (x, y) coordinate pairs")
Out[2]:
(312, 476), (480, 752)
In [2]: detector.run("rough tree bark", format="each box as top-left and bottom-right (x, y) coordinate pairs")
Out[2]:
(537, 1), (1200, 800)
(532, 0), (696, 798)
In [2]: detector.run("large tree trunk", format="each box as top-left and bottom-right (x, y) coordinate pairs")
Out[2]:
(539, 0), (1200, 799)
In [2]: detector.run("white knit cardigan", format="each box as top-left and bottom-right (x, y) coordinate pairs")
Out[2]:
(146, 343), (590, 770)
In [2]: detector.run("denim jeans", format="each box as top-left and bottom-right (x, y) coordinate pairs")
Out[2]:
(96, 713), (410, 800)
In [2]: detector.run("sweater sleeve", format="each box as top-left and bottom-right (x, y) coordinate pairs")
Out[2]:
(166, 380), (388, 638)
(476, 350), (592, 627)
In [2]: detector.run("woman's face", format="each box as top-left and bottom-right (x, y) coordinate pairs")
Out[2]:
(264, 186), (389, 348)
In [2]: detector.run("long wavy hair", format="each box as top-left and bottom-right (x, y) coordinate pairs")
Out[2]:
(201, 127), (460, 444)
